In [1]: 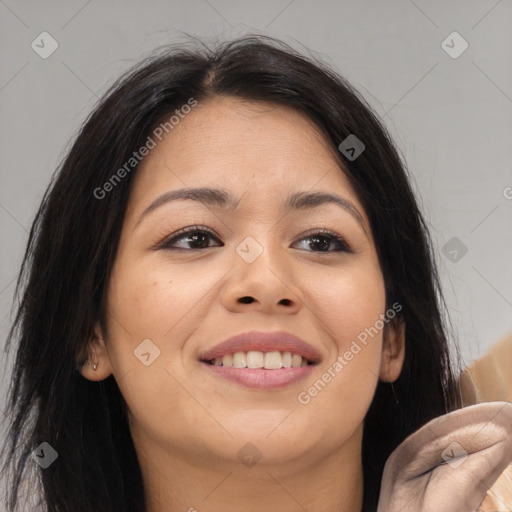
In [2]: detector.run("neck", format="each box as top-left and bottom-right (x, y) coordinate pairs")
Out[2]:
(135, 425), (364, 512)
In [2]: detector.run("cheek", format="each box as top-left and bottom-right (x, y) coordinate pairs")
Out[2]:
(107, 254), (215, 340)
(104, 255), (204, 448)
(306, 256), (387, 353)
(293, 258), (385, 433)
(109, 261), (170, 329)
(103, 254), (223, 401)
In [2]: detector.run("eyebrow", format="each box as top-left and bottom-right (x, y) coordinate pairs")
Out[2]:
(134, 187), (366, 231)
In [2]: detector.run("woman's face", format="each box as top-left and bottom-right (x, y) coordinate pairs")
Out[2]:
(85, 96), (404, 478)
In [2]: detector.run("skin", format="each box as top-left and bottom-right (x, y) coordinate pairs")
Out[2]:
(81, 96), (406, 512)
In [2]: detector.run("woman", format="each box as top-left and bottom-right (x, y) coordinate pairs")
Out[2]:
(1, 35), (511, 512)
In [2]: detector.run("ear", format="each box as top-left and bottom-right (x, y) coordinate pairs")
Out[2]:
(380, 315), (405, 383)
(79, 327), (114, 381)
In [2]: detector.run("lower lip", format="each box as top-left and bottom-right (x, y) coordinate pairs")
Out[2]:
(202, 362), (316, 389)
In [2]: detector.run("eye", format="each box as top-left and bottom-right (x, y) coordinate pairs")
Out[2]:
(158, 225), (223, 250)
(293, 229), (351, 253)
(157, 226), (351, 253)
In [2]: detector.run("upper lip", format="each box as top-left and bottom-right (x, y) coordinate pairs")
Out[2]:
(199, 330), (322, 364)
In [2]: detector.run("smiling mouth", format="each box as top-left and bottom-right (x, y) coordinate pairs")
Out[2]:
(202, 350), (316, 369)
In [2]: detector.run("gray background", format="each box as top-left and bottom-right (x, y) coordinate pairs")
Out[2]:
(1, 0), (511, 422)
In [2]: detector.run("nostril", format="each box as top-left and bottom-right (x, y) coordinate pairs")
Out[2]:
(280, 299), (292, 306)
(239, 296), (254, 304)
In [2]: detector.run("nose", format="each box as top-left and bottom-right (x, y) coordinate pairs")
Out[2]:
(220, 239), (303, 315)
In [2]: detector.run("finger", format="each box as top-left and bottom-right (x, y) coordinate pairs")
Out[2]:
(384, 401), (512, 480)
(422, 442), (512, 511)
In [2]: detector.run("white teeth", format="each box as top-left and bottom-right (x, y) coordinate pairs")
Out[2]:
(291, 354), (302, 368)
(247, 351), (264, 368)
(209, 350), (312, 369)
(222, 354), (233, 367)
(264, 351), (282, 369)
(233, 352), (247, 368)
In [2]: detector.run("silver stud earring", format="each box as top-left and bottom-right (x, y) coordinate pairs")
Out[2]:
(92, 336), (103, 371)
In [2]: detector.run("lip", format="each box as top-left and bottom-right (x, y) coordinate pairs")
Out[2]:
(199, 330), (321, 390)
(199, 330), (322, 363)
(204, 365), (315, 389)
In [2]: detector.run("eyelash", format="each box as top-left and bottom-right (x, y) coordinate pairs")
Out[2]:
(157, 224), (351, 253)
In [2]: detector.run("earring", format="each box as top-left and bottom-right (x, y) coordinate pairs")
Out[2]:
(90, 336), (103, 371)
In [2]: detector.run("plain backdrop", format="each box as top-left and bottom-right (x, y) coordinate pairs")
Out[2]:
(1, 0), (511, 445)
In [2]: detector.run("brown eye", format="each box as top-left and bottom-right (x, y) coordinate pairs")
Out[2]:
(160, 226), (222, 250)
(293, 230), (351, 253)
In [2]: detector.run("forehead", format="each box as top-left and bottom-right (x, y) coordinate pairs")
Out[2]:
(127, 96), (364, 219)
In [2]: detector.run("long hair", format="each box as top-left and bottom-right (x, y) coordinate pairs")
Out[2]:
(1, 35), (462, 512)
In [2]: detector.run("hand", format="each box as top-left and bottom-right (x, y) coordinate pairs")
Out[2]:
(377, 401), (512, 512)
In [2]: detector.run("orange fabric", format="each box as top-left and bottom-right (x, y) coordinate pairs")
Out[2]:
(459, 334), (512, 511)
